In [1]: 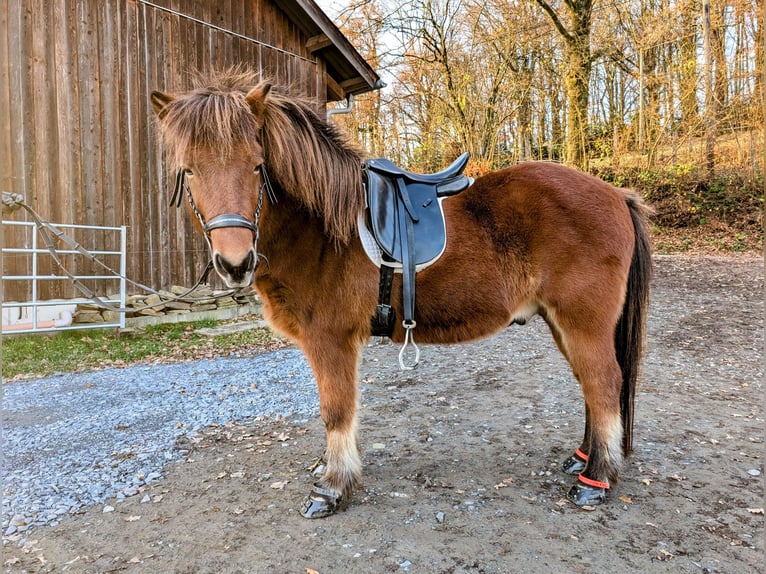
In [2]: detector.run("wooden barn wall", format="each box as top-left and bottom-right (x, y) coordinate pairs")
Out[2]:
(1, 0), (328, 301)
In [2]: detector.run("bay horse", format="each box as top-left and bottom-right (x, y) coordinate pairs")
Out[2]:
(151, 69), (652, 518)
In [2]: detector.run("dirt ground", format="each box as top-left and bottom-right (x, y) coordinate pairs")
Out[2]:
(3, 255), (764, 574)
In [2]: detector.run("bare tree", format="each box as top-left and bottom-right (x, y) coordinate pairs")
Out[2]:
(533, 0), (594, 168)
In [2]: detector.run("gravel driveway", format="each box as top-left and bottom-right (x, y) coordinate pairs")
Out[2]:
(3, 350), (317, 534)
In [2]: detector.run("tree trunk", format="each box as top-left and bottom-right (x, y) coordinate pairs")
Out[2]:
(535, 0), (594, 169)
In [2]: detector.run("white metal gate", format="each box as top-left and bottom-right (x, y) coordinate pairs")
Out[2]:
(1, 220), (127, 333)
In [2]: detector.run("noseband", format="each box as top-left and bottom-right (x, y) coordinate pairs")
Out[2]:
(170, 166), (277, 249)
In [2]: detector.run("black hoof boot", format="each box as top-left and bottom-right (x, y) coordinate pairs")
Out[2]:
(561, 453), (587, 475)
(566, 479), (608, 506)
(300, 483), (342, 519)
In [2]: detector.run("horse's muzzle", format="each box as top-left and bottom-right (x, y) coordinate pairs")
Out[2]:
(213, 249), (256, 287)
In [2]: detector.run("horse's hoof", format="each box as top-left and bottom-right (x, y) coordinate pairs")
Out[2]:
(566, 481), (608, 506)
(299, 483), (342, 519)
(561, 454), (587, 475)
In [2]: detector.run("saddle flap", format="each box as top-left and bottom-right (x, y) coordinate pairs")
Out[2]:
(365, 170), (446, 266)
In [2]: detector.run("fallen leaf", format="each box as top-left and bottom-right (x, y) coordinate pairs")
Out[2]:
(619, 496), (633, 504)
(216, 472), (228, 480)
(747, 508), (764, 515)
(656, 549), (673, 560)
(306, 569), (320, 574)
(276, 432), (290, 442)
(494, 477), (516, 489)
(124, 515), (141, 522)
(271, 480), (289, 490)
(231, 471), (245, 478)
(641, 478), (653, 486)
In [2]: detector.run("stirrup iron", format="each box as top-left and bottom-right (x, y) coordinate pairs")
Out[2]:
(398, 321), (420, 370)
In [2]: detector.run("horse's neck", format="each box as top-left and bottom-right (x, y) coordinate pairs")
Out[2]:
(258, 195), (337, 262)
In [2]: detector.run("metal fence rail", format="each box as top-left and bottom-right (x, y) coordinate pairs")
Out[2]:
(1, 220), (127, 333)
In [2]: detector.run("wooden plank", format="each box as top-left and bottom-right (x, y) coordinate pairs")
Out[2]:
(97, 0), (120, 245)
(0, 1), (12, 192)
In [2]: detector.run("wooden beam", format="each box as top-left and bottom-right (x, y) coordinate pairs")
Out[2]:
(306, 33), (332, 53)
(325, 73), (345, 102)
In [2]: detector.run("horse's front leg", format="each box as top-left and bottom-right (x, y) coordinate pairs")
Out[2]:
(299, 336), (364, 518)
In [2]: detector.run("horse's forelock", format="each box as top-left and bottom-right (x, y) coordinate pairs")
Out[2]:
(159, 87), (261, 166)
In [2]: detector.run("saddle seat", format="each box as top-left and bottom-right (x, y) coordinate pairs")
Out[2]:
(364, 152), (470, 186)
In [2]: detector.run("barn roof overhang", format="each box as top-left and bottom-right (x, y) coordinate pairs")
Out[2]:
(278, 0), (383, 101)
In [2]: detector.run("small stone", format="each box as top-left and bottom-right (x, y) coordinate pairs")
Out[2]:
(747, 469), (761, 477)
(103, 505), (115, 513)
(399, 560), (412, 571)
(140, 495), (151, 504)
(436, 511), (445, 523)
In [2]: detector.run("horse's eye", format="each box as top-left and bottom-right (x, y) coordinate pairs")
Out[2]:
(183, 168), (194, 177)
(253, 165), (261, 174)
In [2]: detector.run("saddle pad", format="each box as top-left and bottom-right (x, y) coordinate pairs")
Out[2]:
(358, 213), (442, 272)
(364, 170), (448, 267)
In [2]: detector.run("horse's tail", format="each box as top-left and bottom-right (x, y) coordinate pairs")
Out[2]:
(617, 190), (653, 456)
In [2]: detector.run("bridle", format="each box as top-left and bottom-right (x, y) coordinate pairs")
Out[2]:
(170, 164), (277, 252)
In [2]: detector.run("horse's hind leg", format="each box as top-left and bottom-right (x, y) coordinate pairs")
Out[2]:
(548, 317), (624, 506)
(299, 336), (363, 519)
(543, 315), (592, 476)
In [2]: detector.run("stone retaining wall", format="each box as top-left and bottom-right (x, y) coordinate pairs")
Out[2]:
(73, 285), (261, 328)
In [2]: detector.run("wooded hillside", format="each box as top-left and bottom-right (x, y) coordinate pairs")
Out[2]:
(326, 0), (763, 252)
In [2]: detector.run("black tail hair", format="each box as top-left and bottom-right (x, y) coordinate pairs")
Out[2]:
(617, 192), (653, 455)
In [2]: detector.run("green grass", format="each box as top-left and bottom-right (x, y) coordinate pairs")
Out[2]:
(2, 316), (286, 380)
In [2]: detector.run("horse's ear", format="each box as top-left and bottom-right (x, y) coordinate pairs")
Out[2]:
(246, 83), (272, 120)
(150, 91), (175, 118)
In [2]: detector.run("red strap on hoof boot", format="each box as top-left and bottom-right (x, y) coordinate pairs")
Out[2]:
(577, 474), (610, 490)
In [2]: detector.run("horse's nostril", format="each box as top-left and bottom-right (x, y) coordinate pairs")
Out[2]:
(244, 250), (255, 271)
(214, 253), (230, 274)
(214, 251), (255, 283)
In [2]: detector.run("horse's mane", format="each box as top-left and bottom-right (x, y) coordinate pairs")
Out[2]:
(156, 68), (364, 244)
(260, 83), (364, 245)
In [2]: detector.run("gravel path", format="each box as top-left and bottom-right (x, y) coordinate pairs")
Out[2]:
(2, 350), (317, 535)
